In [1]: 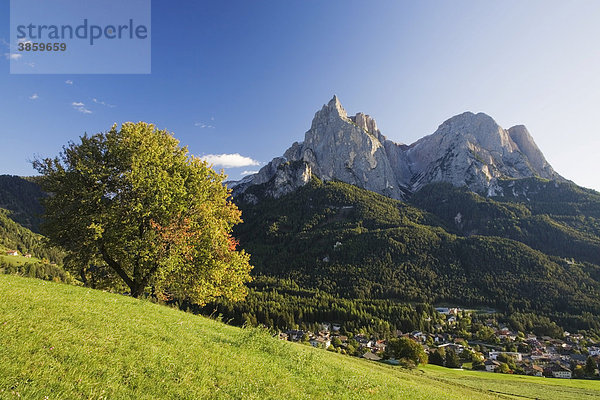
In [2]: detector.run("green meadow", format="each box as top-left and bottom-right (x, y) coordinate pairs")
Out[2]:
(1, 274), (599, 399)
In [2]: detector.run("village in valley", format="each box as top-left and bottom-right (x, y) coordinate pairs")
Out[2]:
(278, 307), (600, 380)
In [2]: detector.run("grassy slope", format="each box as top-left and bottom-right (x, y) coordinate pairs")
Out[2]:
(420, 365), (600, 400)
(1, 276), (599, 400)
(0, 248), (45, 267)
(0, 255), (40, 267)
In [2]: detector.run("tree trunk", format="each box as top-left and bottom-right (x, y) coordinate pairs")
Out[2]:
(99, 245), (156, 298)
(100, 244), (139, 296)
(79, 267), (88, 285)
(130, 281), (146, 298)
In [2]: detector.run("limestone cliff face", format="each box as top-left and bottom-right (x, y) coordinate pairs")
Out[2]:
(228, 157), (311, 204)
(231, 96), (562, 200)
(507, 125), (556, 179)
(404, 112), (561, 193)
(281, 96), (406, 199)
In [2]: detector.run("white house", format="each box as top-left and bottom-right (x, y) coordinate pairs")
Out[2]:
(489, 351), (523, 362)
(551, 364), (572, 379)
(374, 340), (386, 352)
(525, 364), (544, 377)
(310, 337), (331, 348)
(484, 359), (501, 372)
(438, 343), (465, 354)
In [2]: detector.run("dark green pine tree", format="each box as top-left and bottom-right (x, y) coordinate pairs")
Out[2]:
(445, 349), (460, 369)
(429, 350), (445, 366)
(585, 356), (597, 376)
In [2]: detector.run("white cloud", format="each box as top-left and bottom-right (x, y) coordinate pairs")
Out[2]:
(29, 93), (39, 100)
(77, 107), (92, 114)
(4, 53), (22, 60)
(1, 39), (30, 63)
(65, 80), (73, 85)
(194, 122), (215, 129)
(1, 38), (29, 53)
(201, 153), (260, 168)
(2, 39), (31, 60)
(71, 102), (92, 114)
(92, 98), (115, 107)
(241, 170), (259, 176)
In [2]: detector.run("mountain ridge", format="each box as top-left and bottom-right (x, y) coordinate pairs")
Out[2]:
(231, 96), (563, 201)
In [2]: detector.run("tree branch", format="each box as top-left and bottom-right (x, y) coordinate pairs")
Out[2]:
(79, 267), (88, 285)
(100, 244), (134, 290)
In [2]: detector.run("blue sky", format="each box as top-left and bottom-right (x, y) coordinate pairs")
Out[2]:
(2, 1), (600, 190)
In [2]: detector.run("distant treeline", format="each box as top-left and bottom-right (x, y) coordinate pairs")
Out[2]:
(191, 276), (595, 340)
(0, 259), (74, 284)
(193, 276), (443, 338)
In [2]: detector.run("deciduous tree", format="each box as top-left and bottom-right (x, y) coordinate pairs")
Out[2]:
(385, 337), (428, 365)
(33, 122), (252, 304)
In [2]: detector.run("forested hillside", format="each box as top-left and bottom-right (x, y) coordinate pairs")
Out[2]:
(411, 179), (600, 266)
(234, 177), (600, 332)
(0, 207), (63, 264)
(0, 175), (66, 281)
(0, 175), (45, 232)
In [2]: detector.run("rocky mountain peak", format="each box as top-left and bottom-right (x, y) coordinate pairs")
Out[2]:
(310, 95), (348, 130)
(432, 111), (515, 151)
(231, 96), (563, 201)
(311, 96), (380, 137)
(329, 94), (344, 111)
